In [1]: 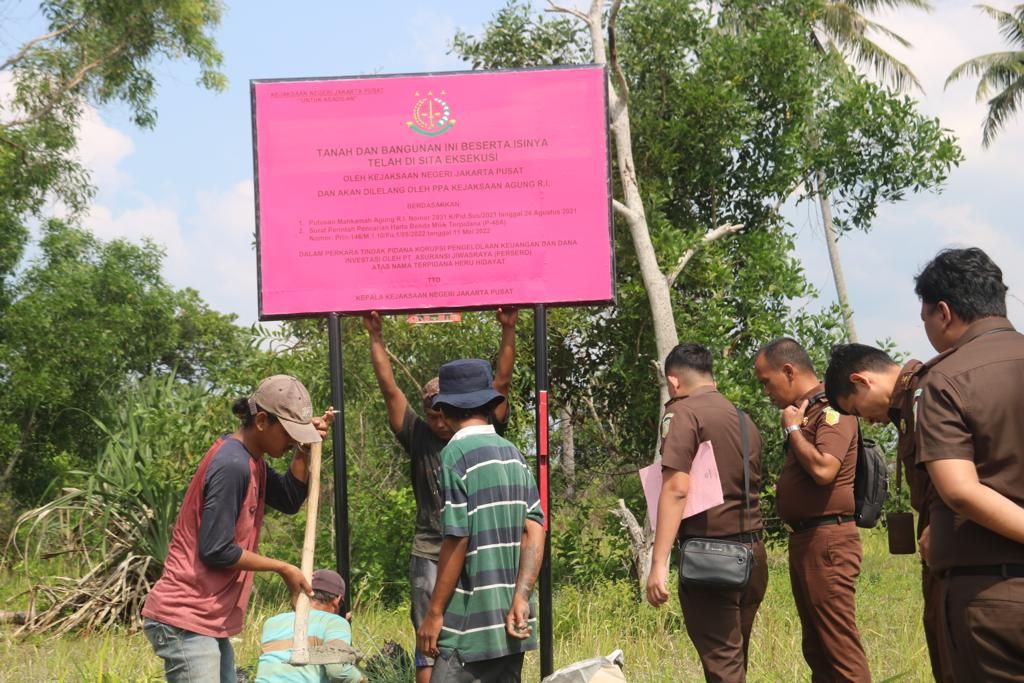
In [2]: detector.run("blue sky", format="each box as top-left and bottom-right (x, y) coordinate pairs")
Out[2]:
(2, 0), (1021, 362)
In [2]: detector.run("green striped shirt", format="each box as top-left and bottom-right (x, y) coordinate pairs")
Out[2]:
(438, 425), (544, 662)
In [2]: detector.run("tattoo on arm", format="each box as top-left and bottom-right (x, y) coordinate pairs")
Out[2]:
(515, 528), (544, 599)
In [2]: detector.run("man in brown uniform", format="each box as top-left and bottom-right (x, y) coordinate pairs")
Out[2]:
(647, 343), (768, 683)
(912, 247), (1024, 682)
(824, 344), (952, 682)
(754, 337), (870, 682)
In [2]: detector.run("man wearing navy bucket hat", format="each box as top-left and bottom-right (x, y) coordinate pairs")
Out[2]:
(415, 358), (545, 683)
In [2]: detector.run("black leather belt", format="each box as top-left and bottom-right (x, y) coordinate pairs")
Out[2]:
(786, 514), (855, 533)
(681, 530), (763, 544)
(945, 564), (1024, 578)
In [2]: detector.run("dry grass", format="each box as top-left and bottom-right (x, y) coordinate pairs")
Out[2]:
(0, 529), (933, 682)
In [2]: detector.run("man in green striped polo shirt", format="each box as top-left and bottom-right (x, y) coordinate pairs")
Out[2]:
(416, 358), (546, 683)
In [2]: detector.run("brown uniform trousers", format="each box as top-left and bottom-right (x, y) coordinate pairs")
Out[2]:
(921, 565), (954, 683)
(788, 523), (870, 683)
(940, 574), (1024, 682)
(679, 540), (769, 682)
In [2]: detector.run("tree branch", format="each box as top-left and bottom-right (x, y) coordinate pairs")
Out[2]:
(612, 198), (636, 220)
(386, 345), (424, 395)
(544, 1), (590, 24)
(1, 27), (73, 72)
(666, 223), (744, 287)
(1, 44), (124, 131)
(607, 0), (630, 113)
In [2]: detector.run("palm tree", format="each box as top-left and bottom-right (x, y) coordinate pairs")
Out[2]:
(810, 0), (932, 342)
(946, 4), (1024, 148)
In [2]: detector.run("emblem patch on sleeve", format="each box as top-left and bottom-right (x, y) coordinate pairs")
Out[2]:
(824, 407), (841, 426)
(660, 413), (674, 439)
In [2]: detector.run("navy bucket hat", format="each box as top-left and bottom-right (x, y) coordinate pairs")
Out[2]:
(431, 359), (505, 411)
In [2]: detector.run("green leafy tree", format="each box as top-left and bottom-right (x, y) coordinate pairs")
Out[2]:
(0, 222), (248, 507)
(813, 0), (931, 92)
(0, 0), (226, 298)
(806, 0), (934, 341)
(8, 372), (229, 634)
(451, 0), (960, 583)
(946, 3), (1024, 147)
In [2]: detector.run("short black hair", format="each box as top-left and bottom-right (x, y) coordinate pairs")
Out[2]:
(312, 589), (339, 604)
(664, 343), (714, 377)
(756, 337), (814, 373)
(824, 344), (898, 413)
(231, 398), (279, 428)
(436, 398), (502, 423)
(914, 247), (1007, 322)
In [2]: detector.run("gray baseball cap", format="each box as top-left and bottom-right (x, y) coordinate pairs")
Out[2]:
(312, 569), (345, 598)
(249, 375), (321, 444)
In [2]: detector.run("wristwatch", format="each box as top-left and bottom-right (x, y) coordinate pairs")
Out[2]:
(784, 424), (801, 436)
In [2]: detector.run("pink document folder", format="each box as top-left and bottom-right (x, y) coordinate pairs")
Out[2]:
(640, 440), (724, 529)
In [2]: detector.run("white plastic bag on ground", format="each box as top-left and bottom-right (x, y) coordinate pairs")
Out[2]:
(541, 650), (626, 683)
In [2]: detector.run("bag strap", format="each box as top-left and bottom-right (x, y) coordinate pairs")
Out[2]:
(735, 406), (751, 535)
(895, 447), (903, 494)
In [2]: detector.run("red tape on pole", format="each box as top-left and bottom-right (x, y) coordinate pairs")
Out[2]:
(538, 390), (549, 531)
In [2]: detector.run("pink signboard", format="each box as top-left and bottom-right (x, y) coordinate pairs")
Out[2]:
(251, 66), (613, 319)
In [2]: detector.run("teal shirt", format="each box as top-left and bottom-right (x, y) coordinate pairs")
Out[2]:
(255, 609), (362, 683)
(437, 426), (544, 662)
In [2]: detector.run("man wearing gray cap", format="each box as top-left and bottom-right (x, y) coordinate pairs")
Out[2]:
(143, 375), (335, 683)
(255, 569), (364, 682)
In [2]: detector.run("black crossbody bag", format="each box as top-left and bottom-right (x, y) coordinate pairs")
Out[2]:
(678, 406), (755, 590)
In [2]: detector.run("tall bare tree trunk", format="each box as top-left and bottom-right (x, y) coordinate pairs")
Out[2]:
(549, 0), (744, 591)
(558, 404), (576, 497)
(816, 170), (858, 342)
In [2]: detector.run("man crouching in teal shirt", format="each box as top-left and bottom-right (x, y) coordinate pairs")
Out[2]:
(416, 358), (546, 683)
(255, 569), (364, 683)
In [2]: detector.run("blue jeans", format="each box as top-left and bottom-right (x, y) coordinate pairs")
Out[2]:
(410, 555), (439, 668)
(143, 618), (236, 683)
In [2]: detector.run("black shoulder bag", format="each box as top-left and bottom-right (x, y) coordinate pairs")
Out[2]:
(678, 406), (755, 590)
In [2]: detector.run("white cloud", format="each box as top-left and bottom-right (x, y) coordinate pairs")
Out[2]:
(188, 180), (260, 321)
(867, 1), (1024, 167)
(75, 106), (134, 189)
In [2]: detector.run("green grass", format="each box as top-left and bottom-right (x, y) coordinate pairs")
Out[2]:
(0, 530), (933, 682)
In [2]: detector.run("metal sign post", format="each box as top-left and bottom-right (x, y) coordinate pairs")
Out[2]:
(534, 304), (553, 678)
(327, 313), (350, 612)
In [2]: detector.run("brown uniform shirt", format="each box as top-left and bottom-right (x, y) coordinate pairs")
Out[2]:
(914, 316), (1024, 571)
(660, 386), (764, 538)
(889, 359), (937, 534)
(776, 383), (858, 524)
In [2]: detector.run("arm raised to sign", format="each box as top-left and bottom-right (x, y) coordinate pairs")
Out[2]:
(493, 307), (517, 424)
(364, 312), (409, 435)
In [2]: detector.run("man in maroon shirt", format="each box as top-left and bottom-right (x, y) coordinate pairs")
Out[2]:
(142, 375), (334, 683)
(754, 338), (870, 682)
